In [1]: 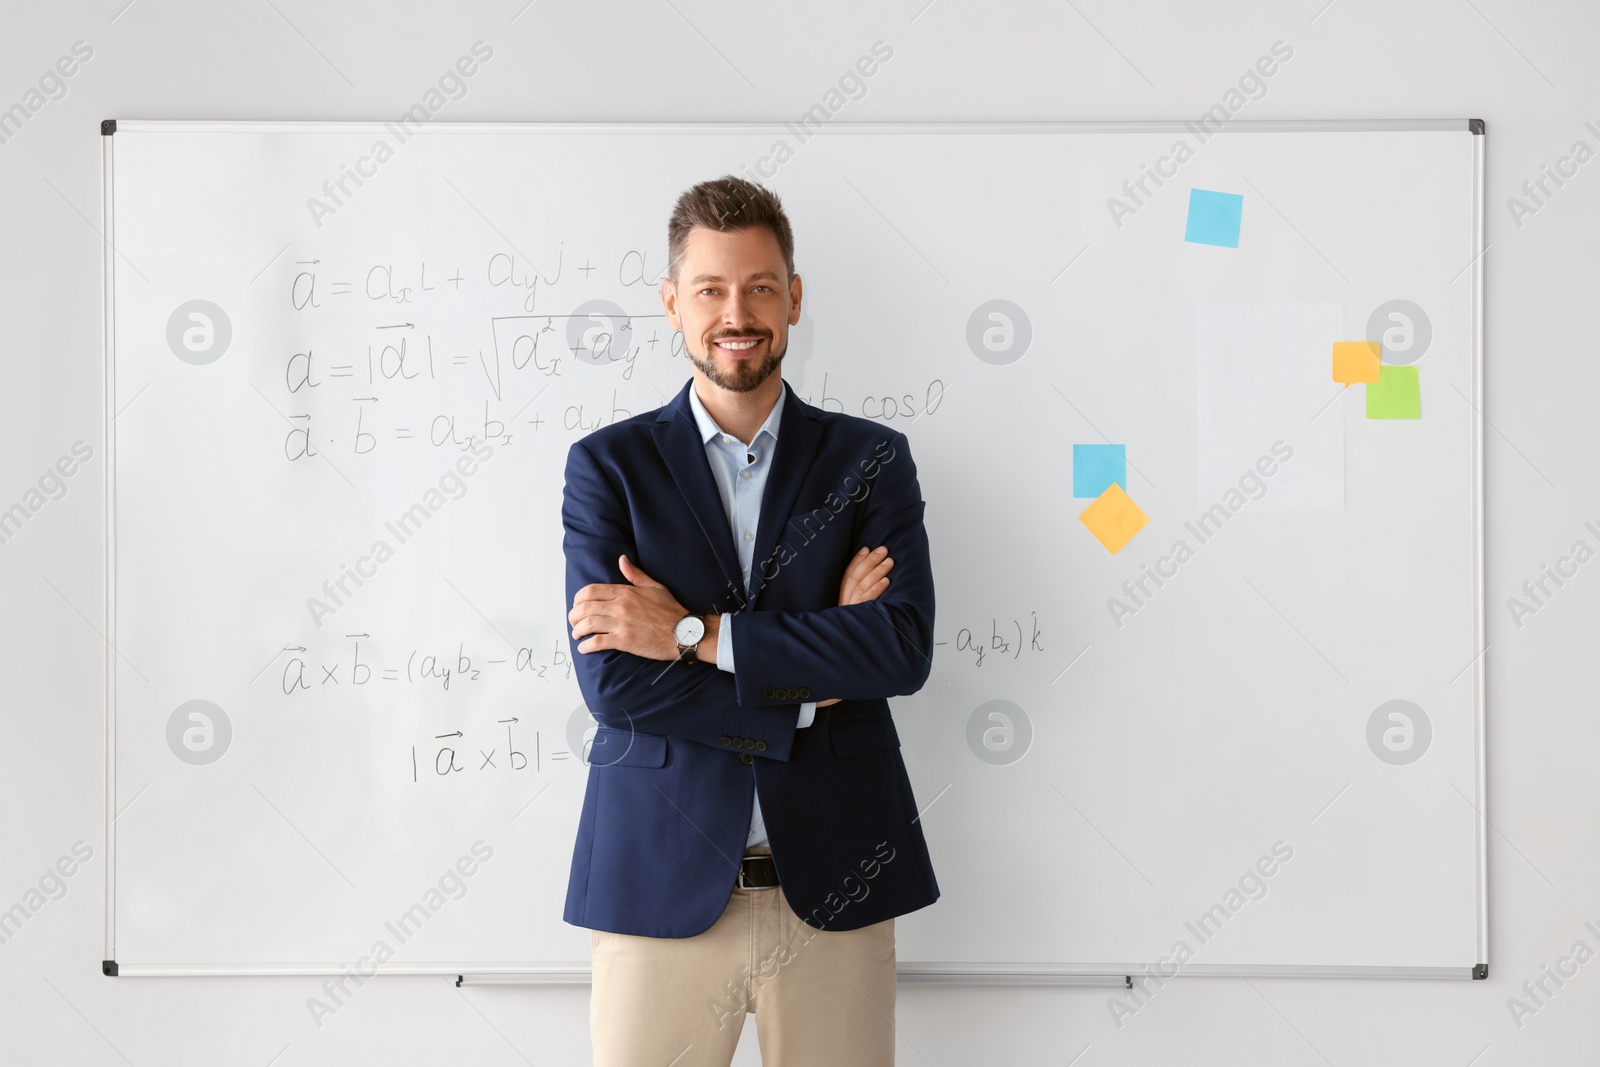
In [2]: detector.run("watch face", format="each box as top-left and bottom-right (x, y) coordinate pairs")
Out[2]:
(674, 615), (705, 646)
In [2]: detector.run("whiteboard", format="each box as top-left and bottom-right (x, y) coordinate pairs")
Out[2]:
(102, 120), (1485, 980)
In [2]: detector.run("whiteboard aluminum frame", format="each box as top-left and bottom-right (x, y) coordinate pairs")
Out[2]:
(1471, 117), (1489, 981)
(100, 118), (1487, 981)
(101, 126), (118, 976)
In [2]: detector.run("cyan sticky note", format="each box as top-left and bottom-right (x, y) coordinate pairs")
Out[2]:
(1366, 365), (1421, 419)
(1184, 188), (1244, 248)
(1073, 443), (1127, 498)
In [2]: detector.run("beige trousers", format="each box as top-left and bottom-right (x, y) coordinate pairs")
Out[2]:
(589, 846), (897, 1066)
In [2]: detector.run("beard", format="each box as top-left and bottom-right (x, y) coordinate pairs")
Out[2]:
(689, 327), (786, 393)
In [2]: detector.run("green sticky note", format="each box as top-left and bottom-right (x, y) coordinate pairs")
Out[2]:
(1366, 365), (1420, 419)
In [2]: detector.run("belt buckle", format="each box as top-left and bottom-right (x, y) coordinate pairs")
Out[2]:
(738, 854), (777, 890)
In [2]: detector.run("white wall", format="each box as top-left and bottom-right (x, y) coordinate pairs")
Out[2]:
(2, 0), (1595, 1062)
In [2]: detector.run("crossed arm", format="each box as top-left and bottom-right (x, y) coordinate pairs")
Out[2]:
(571, 547), (893, 696)
(561, 432), (935, 756)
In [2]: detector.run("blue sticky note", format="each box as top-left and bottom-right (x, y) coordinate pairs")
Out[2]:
(1184, 188), (1244, 248)
(1073, 443), (1126, 498)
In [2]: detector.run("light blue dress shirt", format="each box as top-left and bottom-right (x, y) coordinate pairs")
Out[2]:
(686, 378), (816, 850)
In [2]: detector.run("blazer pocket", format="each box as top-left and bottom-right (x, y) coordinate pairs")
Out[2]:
(829, 716), (901, 758)
(587, 726), (668, 768)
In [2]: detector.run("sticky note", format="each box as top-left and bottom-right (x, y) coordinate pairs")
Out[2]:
(1073, 443), (1127, 498)
(1366, 365), (1420, 419)
(1332, 341), (1381, 385)
(1078, 483), (1149, 555)
(1184, 189), (1244, 248)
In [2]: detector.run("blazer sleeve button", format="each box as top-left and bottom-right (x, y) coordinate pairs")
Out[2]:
(755, 740), (767, 751)
(720, 735), (732, 746)
(762, 687), (774, 699)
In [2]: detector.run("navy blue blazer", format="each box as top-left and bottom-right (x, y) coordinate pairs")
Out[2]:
(561, 377), (941, 937)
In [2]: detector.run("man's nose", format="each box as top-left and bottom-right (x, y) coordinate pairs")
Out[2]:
(723, 293), (757, 327)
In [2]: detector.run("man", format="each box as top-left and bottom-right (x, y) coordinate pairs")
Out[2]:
(562, 175), (939, 1066)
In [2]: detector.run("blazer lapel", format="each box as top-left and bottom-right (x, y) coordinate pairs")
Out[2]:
(747, 381), (820, 611)
(652, 379), (746, 609)
(651, 377), (822, 614)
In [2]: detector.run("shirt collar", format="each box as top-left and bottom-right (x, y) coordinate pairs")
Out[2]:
(687, 377), (786, 447)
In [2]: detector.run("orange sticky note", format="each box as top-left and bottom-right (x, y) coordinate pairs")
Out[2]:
(1332, 341), (1381, 385)
(1078, 483), (1149, 555)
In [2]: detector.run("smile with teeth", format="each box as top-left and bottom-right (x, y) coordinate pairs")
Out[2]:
(715, 337), (764, 354)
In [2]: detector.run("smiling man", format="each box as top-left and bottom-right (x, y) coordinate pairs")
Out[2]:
(561, 176), (940, 1066)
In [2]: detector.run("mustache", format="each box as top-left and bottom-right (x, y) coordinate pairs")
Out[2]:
(705, 328), (772, 344)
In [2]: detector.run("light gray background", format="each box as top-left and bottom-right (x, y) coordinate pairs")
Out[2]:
(1, 0), (1592, 1063)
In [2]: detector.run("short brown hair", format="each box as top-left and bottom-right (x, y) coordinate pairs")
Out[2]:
(667, 176), (795, 283)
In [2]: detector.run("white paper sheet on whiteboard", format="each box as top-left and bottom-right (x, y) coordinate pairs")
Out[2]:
(1195, 303), (1345, 511)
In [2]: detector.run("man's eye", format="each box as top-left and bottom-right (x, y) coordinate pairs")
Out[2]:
(698, 288), (716, 296)
(753, 286), (771, 293)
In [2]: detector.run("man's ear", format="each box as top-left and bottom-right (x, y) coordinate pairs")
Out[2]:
(661, 276), (681, 331)
(788, 272), (803, 326)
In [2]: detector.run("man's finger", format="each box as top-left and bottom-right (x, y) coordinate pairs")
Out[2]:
(618, 553), (665, 588)
(573, 614), (618, 641)
(841, 554), (892, 591)
(570, 603), (620, 630)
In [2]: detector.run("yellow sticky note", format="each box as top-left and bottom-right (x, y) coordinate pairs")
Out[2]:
(1332, 341), (1381, 385)
(1078, 483), (1149, 555)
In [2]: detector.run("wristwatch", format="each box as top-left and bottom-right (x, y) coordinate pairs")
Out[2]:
(673, 614), (706, 663)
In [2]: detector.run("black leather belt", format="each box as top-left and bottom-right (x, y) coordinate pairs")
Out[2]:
(737, 853), (779, 889)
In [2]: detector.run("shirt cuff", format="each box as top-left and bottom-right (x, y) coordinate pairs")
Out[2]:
(716, 612), (735, 673)
(798, 702), (816, 728)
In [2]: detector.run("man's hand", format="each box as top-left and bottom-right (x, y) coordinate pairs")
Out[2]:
(568, 553), (690, 661)
(816, 545), (893, 708)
